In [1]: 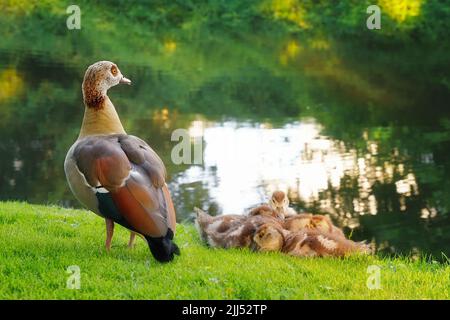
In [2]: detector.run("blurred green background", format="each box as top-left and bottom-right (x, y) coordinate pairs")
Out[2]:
(0, 0), (449, 260)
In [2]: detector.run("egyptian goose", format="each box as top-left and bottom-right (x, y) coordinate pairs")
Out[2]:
(268, 191), (297, 218)
(194, 208), (285, 251)
(64, 61), (179, 262)
(282, 229), (371, 257)
(283, 214), (346, 238)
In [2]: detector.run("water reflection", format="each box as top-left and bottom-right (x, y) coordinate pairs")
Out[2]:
(172, 119), (424, 219)
(169, 118), (449, 260)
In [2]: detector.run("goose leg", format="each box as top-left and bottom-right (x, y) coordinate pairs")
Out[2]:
(105, 218), (115, 251)
(128, 232), (136, 248)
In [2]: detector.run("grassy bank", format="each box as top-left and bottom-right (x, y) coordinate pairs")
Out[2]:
(0, 201), (448, 299)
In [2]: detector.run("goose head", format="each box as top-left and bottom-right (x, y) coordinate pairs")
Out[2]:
(269, 190), (289, 218)
(82, 61), (131, 109)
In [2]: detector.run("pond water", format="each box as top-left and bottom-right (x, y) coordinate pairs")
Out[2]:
(0, 32), (449, 261)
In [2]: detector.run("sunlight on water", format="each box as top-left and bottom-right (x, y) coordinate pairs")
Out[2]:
(173, 118), (429, 228)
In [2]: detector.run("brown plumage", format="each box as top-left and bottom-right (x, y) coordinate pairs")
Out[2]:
(250, 223), (286, 252)
(283, 214), (345, 238)
(247, 205), (284, 219)
(194, 208), (246, 244)
(65, 61), (179, 262)
(194, 208), (285, 252)
(272, 191), (286, 203)
(82, 61), (130, 110)
(194, 209), (371, 258)
(268, 190), (297, 218)
(282, 229), (371, 257)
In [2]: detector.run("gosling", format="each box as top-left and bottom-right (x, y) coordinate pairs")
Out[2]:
(282, 229), (371, 258)
(194, 207), (285, 252)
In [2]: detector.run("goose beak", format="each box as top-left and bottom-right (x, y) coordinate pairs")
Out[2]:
(120, 76), (132, 85)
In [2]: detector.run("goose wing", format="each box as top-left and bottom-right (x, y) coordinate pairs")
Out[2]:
(73, 134), (176, 238)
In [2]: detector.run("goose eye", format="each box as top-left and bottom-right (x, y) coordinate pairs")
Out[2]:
(111, 65), (118, 76)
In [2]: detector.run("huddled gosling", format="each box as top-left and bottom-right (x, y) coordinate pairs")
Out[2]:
(282, 229), (371, 257)
(194, 207), (286, 252)
(283, 214), (345, 238)
(247, 205), (284, 219)
(248, 190), (297, 219)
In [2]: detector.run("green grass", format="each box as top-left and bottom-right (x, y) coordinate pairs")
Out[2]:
(0, 202), (448, 299)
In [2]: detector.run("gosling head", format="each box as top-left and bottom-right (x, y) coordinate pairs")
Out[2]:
(269, 191), (289, 217)
(251, 224), (284, 252)
(82, 61), (131, 109)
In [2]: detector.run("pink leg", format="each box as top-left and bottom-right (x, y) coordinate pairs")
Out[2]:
(128, 232), (136, 248)
(105, 218), (115, 251)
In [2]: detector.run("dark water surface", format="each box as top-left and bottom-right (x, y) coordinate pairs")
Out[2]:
(0, 33), (449, 261)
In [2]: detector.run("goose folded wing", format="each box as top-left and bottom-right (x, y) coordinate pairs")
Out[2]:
(73, 134), (176, 237)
